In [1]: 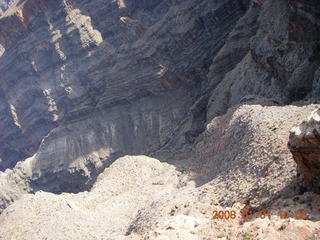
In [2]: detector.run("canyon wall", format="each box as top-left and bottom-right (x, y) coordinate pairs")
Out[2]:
(0, 0), (319, 195)
(0, 0), (250, 192)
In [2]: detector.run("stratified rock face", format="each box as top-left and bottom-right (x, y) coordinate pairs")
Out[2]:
(1, 105), (320, 240)
(185, 0), (320, 140)
(204, 0), (320, 122)
(289, 109), (320, 191)
(1, 0), (320, 237)
(0, 0), (320, 195)
(0, 0), (250, 191)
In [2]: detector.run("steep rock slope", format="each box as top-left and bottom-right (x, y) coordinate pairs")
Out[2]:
(0, 156), (185, 240)
(0, 0), (250, 191)
(0, 0), (320, 234)
(1, 105), (320, 240)
(195, 0), (320, 132)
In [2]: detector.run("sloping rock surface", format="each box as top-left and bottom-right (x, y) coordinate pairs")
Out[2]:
(0, 0), (320, 239)
(0, 0), (319, 196)
(0, 0), (250, 189)
(1, 105), (320, 240)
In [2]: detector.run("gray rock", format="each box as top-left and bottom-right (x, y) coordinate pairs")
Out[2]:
(0, 0), (319, 216)
(0, 0), (249, 192)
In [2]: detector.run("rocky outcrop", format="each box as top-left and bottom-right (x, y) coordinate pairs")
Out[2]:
(1, 0), (320, 238)
(289, 109), (320, 192)
(185, 0), (320, 140)
(1, 105), (320, 240)
(204, 0), (320, 123)
(0, 0), (250, 192)
(0, 0), (320, 217)
(0, 155), (185, 239)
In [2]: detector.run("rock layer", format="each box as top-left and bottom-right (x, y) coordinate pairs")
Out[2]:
(0, 0), (250, 190)
(0, 0), (319, 212)
(204, 0), (320, 122)
(1, 105), (320, 239)
(289, 109), (320, 191)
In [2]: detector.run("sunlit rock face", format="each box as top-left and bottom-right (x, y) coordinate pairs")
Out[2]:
(0, 0), (319, 194)
(0, 0), (250, 191)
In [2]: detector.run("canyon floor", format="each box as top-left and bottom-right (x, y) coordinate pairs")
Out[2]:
(1, 103), (320, 240)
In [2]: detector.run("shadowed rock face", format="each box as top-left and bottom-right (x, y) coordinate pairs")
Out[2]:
(0, 0), (319, 195)
(0, 0), (250, 191)
(204, 0), (320, 121)
(289, 109), (320, 192)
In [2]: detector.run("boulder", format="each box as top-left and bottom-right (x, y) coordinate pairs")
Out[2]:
(289, 109), (320, 191)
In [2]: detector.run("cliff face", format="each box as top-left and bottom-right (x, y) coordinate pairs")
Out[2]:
(1, 1), (320, 238)
(289, 109), (320, 192)
(0, 0), (319, 194)
(0, 0), (250, 191)
(203, 0), (320, 121)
